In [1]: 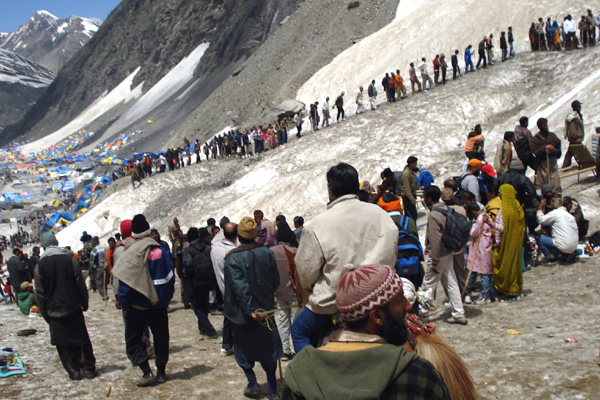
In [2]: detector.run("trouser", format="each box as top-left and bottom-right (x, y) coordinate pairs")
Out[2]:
(277, 299), (300, 354)
(222, 317), (233, 351)
(566, 32), (578, 50)
(501, 48), (507, 61)
(441, 68), (447, 83)
(396, 85), (406, 99)
(125, 307), (169, 370)
(434, 70), (440, 85)
(422, 253), (465, 318)
(421, 73), (433, 90)
(56, 341), (96, 378)
(369, 95), (377, 110)
(322, 111), (330, 127)
(291, 307), (333, 353)
(388, 87), (396, 102)
(509, 42), (515, 56)
(465, 60), (474, 73)
(452, 65), (459, 79)
(190, 286), (217, 336)
(476, 52), (487, 68)
(410, 77), (421, 94)
(241, 361), (277, 395)
(180, 279), (191, 308)
(336, 107), (345, 121)
(539, 33), (547, 50)
(402, 195), (418, 221)
(88, 268), (97, 291)
(95, 268), (108, 298)
(537, 235), (571, 257)
(487, 49), (494, 64)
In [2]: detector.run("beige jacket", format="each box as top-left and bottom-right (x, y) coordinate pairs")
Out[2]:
(295, 194), (398, 314)
(426, 203), (466, 265)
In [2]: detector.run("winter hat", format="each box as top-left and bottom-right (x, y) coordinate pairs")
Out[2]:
(378, 196), (403, 213)
(541, 184), (553, 195)
(120, 219), (132, 238)
(467, 159), (483, 168)
(131, 214), (151, 238)
(481, 164), (497, 177)
(198, 227), (211, 239)
(336, 264), (403, 322)
(238, 217), (258, 240)
(41, 232), (59, 248)
(219, 216), (230, 229)
(400, 278), (417, 306)
(91, 236), (99, 246)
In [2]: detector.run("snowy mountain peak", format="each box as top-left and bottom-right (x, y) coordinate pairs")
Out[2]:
(0, 11), (102, 73)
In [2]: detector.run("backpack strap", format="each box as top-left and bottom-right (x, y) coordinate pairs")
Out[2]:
(400, 215), (409, 231)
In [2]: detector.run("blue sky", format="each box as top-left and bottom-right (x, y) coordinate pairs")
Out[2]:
(0, 1), (122, 33)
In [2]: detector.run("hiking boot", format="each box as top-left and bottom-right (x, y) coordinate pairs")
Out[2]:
(540, 256), (558, 265)
(156, 369), (166, 384)
(445, 316), (468, 325)
(267, 394), (280, 400)
(560, 252), (578, 265)
(137, 372), (157, 387)
(221, 348), (234, 357)
(82, 369), (98, 379)
(474, 297), (491, 305)
(199, 332), (218, 340)
(68, 371), (82, 381)
(243, 383), (260, 398)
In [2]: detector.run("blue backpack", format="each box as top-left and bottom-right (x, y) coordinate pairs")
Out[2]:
(394, 215), (423, 276)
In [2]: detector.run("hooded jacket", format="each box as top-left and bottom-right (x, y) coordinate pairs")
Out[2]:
(285, 341), (449, 400)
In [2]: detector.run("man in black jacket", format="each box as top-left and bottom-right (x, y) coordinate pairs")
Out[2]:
(183, 227), (217, 338)
(7, 248), (27, 296)
(451, 50), (461, 80)
(35, 232), (96, 380)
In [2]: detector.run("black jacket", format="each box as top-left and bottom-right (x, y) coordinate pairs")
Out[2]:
(7, 255), (28, 294)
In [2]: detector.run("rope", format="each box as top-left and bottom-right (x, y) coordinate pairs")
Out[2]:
(254, 302), (298, 331)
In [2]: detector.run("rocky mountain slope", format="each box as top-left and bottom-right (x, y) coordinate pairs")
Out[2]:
(0, 10), (101, 74)
(1, 0), (306, 147)
(0, 49), (55, 131)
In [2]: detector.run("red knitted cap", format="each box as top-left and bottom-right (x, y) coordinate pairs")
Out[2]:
(336, 264), (403, 322)
(120, 219), (132, 238)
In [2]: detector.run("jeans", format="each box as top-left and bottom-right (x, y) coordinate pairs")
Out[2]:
(291, 307), (333, 353)
(465, 59), (474, 73)
(277, 300), (300, 354)
(509, 42), (515, 56)
(469, 273), (493, 299)
(537, 235), (567, 257)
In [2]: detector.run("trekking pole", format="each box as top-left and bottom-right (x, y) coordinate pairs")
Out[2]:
(461, 223), (483, 298)
(103, 268), (108, 306)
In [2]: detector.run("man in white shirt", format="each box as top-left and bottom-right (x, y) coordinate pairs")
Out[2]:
(210, 222), (238, 355)
(537, 196), (579, 263)
(321, 97), (330, 128)
(564, 15), (578, 50)
(418, 57), (434, 91)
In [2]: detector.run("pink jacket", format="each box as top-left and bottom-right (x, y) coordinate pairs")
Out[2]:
(466, 214), (494, 275)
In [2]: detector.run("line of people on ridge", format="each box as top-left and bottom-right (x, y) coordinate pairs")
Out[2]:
(529, 10), (600, 51)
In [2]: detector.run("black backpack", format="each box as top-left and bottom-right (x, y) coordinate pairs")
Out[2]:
(452, 175), (466, 205)
(433, 207), (471, 250)
(395, 215), (423, 276)
(182, 242), (214, 283)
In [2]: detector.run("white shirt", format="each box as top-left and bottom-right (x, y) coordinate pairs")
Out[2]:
(564, 19), (577, 33)
(322, 101), (329, 113)
(418, 61), (428, 74)
(210, 239), (237, 294)
(537, 207), (579, 253)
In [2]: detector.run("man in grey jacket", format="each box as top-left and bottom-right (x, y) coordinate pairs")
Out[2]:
(419, 186), (467, 325)
(292, 163), (398, 352)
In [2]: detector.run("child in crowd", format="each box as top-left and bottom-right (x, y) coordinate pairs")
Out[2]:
(466, 203), (494, 304)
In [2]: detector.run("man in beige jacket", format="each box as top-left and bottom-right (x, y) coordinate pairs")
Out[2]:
(292, 163), (398, 352)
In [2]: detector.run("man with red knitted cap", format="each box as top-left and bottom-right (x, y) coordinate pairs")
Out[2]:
(284, 264), (449, 399)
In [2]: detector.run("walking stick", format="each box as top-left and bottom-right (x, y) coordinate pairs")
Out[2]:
(103, 268), (108, 306)
(546, 152), (551, 187)
(461, 221), (484, 298)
